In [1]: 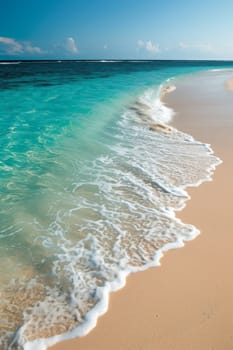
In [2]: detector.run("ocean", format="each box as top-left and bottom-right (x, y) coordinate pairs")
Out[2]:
(0, 60), (232, 350)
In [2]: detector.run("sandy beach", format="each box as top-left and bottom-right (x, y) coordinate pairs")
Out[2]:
(50, 70), (233, 350)
(226, 77), (233, 91)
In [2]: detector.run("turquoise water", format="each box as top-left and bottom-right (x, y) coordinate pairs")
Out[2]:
(0, 60), (232, 349)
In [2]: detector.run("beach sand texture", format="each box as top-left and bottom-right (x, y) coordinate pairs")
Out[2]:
(226, 77), (233, 91)
(50, 70), (233, 350)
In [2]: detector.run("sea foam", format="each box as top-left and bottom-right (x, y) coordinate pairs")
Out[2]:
(0, 62), (21, 65)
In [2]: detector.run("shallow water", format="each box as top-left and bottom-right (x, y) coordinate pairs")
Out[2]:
(0, 60), (232, 349)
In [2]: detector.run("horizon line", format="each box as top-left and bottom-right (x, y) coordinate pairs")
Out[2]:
(1, 58), (233, 62)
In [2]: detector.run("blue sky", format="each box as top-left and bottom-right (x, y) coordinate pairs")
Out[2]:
(1, 0), (233, 60)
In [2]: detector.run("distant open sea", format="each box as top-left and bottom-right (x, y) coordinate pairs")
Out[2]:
(0, 60), (232, 350)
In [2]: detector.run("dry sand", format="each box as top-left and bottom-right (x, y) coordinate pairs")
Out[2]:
(50, 70), (233, 350)
(226, 77), (233, 91)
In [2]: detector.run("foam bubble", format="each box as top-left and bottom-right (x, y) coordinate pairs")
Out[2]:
(0, 62), (21, 65)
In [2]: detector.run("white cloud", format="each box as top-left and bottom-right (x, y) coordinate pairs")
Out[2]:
(179, 42), (188, 49)
(0, 36), (45, 55)
(145, 40), (160, 53)
(137, 39), (145, 47)
(179, 41), (212, 52)
(24, 42), (44, 54)
(0, 36), (23, 54)
(137, 39), (160, 54)
(65, 37), (78, 54)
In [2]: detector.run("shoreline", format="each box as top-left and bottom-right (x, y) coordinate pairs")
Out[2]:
(50, 70), (233, 350)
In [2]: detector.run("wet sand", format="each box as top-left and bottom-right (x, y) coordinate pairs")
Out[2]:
(50, 70), (233, 350)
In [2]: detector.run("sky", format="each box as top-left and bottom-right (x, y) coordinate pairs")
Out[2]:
(0, 0), (233, 60)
